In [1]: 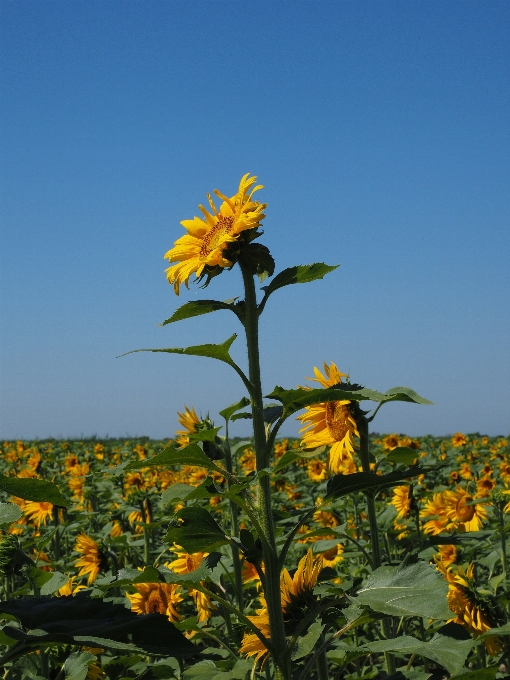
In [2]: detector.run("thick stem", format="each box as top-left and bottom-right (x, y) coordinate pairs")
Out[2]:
(224, 436), (244, 613)
(316, 634), (329, 680)
(240, 262), (289, 679)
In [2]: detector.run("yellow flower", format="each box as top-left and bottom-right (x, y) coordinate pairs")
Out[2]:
(128, 582), (183, 622)
(319, 543), (344, 567)
(24, 501), (54, 528)
(391, 485), (412, 520)
(383, 435), (399, 451)
(74, 534), (106, 584)
(239, 550), (323, 661)
(166, 549), (215, 622)
(306, 459), (328, 482)
(444, 487), (487, 531)
(58, 575), (86, 596)
(434, 544), (458, 568)
(476, 476), (496, 497)
(420, 492), (449, 535)
(451, 433), (467, 447)
(175, 405), (200, 447)
(297, 362), (359, 473)
(459, 463), (472, 480)
(164, 174), (266, 294)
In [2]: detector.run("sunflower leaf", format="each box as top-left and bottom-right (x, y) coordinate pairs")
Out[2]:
(119, 334), (238, 364)
(361, 635), (473, 676)
(265, 386), (372, 419)
(352, 561), (451, 620)
(273, 446), (326, 474)
(325, 467), (427, 500)
(385, 447), (419, 465)
(62, 651), (97, 680)
(219, 397), (251, 422)
(260, 263), (339, 301)
(159, 300), (238, 326)
(0, 474), (69, 507)
(0, 501), (23, 527)
(124, 442), (224, 474)
(165, 507), (230, 553)
(376, 387), (433, 405)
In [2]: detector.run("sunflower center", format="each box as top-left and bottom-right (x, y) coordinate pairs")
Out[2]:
(325, 402), (351, 441)
(199, 215), (236, 258)
(456, 496), (476, 522)
(146, 588), (167, 615)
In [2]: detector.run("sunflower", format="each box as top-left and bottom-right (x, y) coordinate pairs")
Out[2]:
(58, 575), (86, 596)
(74, 534), (107, 584)
(306, 459), (328, 482)
(499, 461), (510, 483)
(64, 454), (80, 470)
(459, 463), (472, 480)
(24, 501), (54, 528)
(434, 544), (458, 568)
(383, 435), (399, 451)
(239, 550), (323, 661)
(164, 174), (266, 295)
(175, 405), (200, 447)
(128, 582), (183, 622)
(476, 476), (496, 497)
(451, 433), (467, 447)
(391, 485), (412, 520)
(440, 563), (503, 655)
(420, 492), (449, 535)
(319, 543), (344, 567)
(166, 549), (215, 622)
(444, 487), (487, 531)
(297, 362), (359, 473)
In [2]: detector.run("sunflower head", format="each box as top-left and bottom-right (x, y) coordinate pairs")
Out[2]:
(165, 174), (269, 295)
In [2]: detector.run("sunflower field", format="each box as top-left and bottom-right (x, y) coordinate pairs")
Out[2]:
(1, 175), (509, 680)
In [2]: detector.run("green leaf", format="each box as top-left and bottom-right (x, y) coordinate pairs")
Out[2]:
(325, 467), (427, 500)
(40, 572), (70, 596)
(265, 386), (372, 418)
(261, 263), (339, 300)
(162, 479), (219, 506)
(0, 501), (22, 528)
(478, 621), (510, 639)
(219, 397), (251, 422)
(386, 447), (419, 465)
(0, 474), (69, 507)
(161, 483), (197, 505)
(449, 667), (499, 680)
(125, 443), (224, 474)
(160, 300), (237, 326)
(231, 412), (252, 422)
(362, 635), (473, 676)
(63, 651), (97, 680)
(352, 561), (451, 620)
(378, 386), (433, 405)
(292, 621), (325, 660)
(183, 659), (251, 680)
(273, 446), (326, 474)
(189, 427), (223, 443)
(165, 507), (229, 553)
(119, 334), (238, 365)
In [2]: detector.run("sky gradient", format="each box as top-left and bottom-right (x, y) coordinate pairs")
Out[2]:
(1, 1), (509, 440)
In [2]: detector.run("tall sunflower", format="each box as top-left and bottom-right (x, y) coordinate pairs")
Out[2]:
(164, 174), (266, 295)
(297, 362), (359, 473)
(239, 550), (323, 662)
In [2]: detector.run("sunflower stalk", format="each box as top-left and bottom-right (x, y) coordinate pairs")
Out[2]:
(355, 410), (396, 675)
(240, 261), (290, 680)
(224, 436), (244, 613)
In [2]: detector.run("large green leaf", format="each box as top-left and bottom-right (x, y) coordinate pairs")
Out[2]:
(376, 387), (433, 405)
(0, 474), (69, 507)
(386, 447), (419, 465)
(124, 443), (224, 474)
(165, 507), (229, 553)
(325, 467), (427, 500)
(292, 621), (325, 660)
(160, 300), (237, 326)
(449, 667), (499, 680)
(62, 651), (97, 680)
(352, 561), (451, 620)
(0, 501), (22, 528)
(183, 659), (252, 680)
(273, 446), (326, 474)
(260, 263), (339, 302)
(161, 478), (220, 506)
(362, 634), (472, 675)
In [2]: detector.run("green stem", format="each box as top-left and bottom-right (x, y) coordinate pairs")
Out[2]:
(240, 262), (289, 680)
(224, 434), (244, 613)
(315, 634), (329, 680)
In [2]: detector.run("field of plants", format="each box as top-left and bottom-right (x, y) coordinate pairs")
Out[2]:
(0, 430), (509, 680)
(1, 173), (509, 680)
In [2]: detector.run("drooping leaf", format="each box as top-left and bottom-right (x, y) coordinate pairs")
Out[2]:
(160, 300), (238, 326)
(352, 561), (451, 620)
(0, 474), (69, 507)
(119, 334), (239, 368)
(260, 263), (339, 302)
(361, 634), (473, 676)
(0, 592), (197, 657)
(386, 447), (419, 465)
(292, 621), (325, 660)
(219, 397), (251, 422)
(376, 387), (433, 405)
(325, 467), (427, 500)
(273, 446), (326, 474)
(124, 443), (224, 474)
(0, 501), (23, 527)
(165, 507), (229, 553)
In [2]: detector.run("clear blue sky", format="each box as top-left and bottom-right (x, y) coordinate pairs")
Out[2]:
(1, 1), (509, 440)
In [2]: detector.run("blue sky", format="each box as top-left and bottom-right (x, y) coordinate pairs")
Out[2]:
(1, 1), (509, 440)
